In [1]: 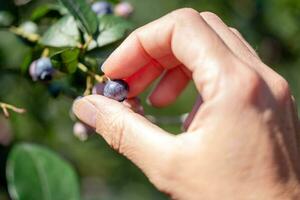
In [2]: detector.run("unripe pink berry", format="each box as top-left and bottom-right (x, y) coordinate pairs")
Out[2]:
(114, 2), (134, 18)
(73, 122), (90, 141)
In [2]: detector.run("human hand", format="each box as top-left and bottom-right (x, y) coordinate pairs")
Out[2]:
(73, 9), (300, 200)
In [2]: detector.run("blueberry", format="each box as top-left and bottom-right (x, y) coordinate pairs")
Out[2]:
(91, 1), (113, 15)
(92, 83), (105, 95)
(103, 79), (129, 102)
(29, 57), (54, 81)
(114, 2), (134, 18)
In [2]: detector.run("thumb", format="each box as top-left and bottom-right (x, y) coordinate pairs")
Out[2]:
(72, 95), (175, 175)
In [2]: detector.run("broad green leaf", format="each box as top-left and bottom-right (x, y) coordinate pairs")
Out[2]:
(97, 15), (133, 47)
(6, 143), (80, 200)
(85, 15), (133, 50)
(31, 4), (68, 21)
(59, 0), (98, 35)
(40, 15), (80, 47)
(50, 48), (80, 73)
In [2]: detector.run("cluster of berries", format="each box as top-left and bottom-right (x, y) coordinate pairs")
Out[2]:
(92, 1), (134, 18)
(73, 80), (129, 141)
(29, 57), (129, 101)
(28, 1), (133, 141)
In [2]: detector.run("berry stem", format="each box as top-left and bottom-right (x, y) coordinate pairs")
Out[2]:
(83, 76), (93, 96)
(0, 102), (26, 118)
(41, 48), (50, 57)
(82, 36), (93, 51)
(77, 63), (107, 83)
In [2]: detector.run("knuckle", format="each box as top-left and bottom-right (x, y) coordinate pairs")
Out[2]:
(96, 106), (128, 152)
(229, 27), (240, 35)
(171, 8), (199, 19)
(234, 70), (264, 103)
(274, 77), (291, 103)
(200, 11), (220, 21)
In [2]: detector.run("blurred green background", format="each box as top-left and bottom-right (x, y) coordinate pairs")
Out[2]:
(0, 0), (299, 199)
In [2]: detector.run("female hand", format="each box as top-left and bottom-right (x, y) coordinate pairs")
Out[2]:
(73, 9), (300, 200)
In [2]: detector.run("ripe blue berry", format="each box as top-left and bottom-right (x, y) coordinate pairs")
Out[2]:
(103, 79), (129, 102)
(92, 83), (105, 95)
(29, 57), (54, 81)
(91, 1), (113, 15)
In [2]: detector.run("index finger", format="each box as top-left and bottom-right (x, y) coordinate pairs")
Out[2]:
(102, 8), (247, 102)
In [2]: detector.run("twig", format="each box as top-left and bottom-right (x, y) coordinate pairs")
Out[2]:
(82, 36), (93, 50)
(77, 63), (107, 83)
(83, 76), (93, 96)
(0, 102), (26, 118)
(41, 48), (50, 57)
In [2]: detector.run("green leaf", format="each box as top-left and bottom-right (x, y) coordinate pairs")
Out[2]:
(40, 15), (80, 48)
(97, 15), (133, 47)
(50, 48), (80, 73)
(30, 4), (68, 21)
(6, 143), (80, 200)
(59, 0), (98, 35)
(85, 15), (133, 50)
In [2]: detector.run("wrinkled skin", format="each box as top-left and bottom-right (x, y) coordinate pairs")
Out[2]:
(73, 9), (300, 200)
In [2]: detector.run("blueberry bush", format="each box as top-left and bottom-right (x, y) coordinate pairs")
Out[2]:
(0, 0), (299, 199)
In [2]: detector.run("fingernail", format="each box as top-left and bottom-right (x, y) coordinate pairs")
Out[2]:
(72, 99), (97, 128)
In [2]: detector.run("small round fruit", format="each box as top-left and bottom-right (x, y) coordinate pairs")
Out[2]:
(103, 79), (129, 102)
(92, 83), (105, 95)
(29, 57), (54, 81)
(29, 60), (38, 81)
(114, 2), (134, 18)
(73, 122), (90, 141)
(91, 1), (113, 15)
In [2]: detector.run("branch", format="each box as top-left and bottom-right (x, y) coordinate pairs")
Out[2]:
(0, 102), (26, 118)
(77, 63), (107, 83)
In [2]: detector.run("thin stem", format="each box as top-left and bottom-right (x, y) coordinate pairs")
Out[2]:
(83, 76), (93, 96)
(41, 48), (50, 57)
(0, 102), (26, 118)
(77, 63), (107, 83)
(82, 36), (93, 50)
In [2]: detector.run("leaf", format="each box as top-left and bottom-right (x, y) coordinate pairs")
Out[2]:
(40, 15), (80, 48)
(6, 143), (80, 200)
(50, 48), (80, 73)
(97, 15), (133, 47)
(85, 15), (133, 50)
(30, 4), (68, 21)
(59, 0), (98, 35)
